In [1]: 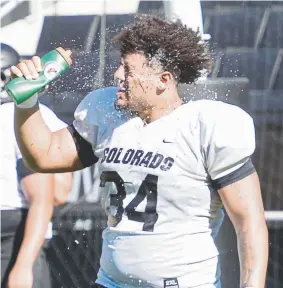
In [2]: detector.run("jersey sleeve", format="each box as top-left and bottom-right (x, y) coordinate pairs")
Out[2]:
(71, 87), (119, 167)
(200, 101), (256, 189)
(72, 90), (100, 147)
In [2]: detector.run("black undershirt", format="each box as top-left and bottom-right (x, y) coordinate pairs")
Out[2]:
(67, 125), (99, 167)
(211, 159), (255, 190)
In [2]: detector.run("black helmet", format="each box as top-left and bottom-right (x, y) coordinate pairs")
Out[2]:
(1, 43), (20, 71)
(1, 43), (20, 100)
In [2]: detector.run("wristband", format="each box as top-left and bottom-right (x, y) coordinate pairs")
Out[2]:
(16, 94), (39, 109)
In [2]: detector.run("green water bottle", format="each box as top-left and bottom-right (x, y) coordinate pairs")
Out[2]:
(6, 47), (72, 105)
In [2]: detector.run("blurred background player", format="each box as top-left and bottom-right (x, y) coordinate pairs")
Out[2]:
(0, 43), (72, 288)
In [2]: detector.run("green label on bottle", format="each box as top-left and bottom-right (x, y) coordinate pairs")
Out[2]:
(5, 49), (70, 105)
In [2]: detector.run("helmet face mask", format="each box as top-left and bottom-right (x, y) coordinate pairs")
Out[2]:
(0, 69), (11, 101)
(1, 43), (20, 71)
(0, 43), (20, 102)
(1, 68), (11, 83)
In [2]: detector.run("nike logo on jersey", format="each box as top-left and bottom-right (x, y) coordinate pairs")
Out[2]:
(162, 139), (174, 144)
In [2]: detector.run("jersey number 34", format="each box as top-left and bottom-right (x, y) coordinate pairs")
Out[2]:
(100, 171), (158, 232)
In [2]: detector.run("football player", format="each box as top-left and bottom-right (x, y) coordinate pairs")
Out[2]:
(11, 15), (267, 288)
(1, 43), (72, 288)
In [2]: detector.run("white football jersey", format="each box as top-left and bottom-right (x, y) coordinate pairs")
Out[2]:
(73, 87), (255, 288)
(0, 102), (66, 239)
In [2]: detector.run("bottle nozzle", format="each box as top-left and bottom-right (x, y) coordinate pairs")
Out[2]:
(56, 47), (72, 66)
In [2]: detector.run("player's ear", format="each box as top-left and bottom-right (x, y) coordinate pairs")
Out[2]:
(156, 72), (172, 92)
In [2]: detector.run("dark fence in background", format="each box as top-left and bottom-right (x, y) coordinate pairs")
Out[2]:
(47, 208), (283, 288)
(47, 204), (107, 288)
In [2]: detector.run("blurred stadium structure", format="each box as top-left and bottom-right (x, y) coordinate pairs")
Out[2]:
(1, 0), (283, 287)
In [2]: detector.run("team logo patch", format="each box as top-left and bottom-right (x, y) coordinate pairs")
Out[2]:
(163, 278), (179, 288)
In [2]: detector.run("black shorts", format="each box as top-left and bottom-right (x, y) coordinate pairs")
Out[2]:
(1, 209), (51, 288)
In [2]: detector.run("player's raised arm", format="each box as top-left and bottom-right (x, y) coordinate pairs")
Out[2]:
(15, 105), (84, 172)
(11, 56), (100, 173)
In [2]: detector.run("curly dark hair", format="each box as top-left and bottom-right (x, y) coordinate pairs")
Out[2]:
(113, 14), (211, 84)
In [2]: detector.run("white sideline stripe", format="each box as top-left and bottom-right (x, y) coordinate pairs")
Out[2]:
(265, 211), (283, 222)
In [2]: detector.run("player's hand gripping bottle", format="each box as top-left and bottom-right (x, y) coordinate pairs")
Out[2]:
(5, 47), (72, 105)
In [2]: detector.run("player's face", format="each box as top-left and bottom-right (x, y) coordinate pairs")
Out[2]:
(114, 53), (160, 112)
